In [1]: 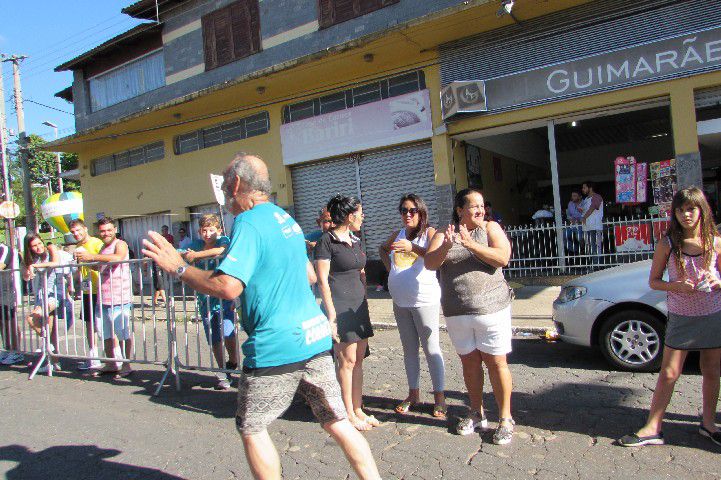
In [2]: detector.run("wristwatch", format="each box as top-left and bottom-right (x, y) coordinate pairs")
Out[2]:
(176, 263), (189, 279)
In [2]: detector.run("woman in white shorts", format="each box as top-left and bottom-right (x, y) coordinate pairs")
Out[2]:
(426, 188), (514, 445)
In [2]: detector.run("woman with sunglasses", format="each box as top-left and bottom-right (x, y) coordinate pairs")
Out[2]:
(380, 194), (446, 418)
(315, 194), (376, 431)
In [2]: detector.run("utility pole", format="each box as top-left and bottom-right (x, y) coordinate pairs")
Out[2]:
(2, 55), (35, 233)
(0, 58), (20, 293)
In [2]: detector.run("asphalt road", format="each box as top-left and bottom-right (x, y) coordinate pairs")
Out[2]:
(1, 329), (719, 479)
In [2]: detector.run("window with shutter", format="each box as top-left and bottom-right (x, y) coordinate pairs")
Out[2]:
(318, 0), (398, 28)
(202, 0), (261, 71)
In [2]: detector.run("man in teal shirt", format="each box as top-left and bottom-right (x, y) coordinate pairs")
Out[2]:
(143, 153), (380, 480)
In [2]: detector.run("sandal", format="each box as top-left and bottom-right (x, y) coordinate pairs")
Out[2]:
(114, 369), (134, 379)
(432, 404), (448, 418)
(364, 414), (381, 427)
(350, 417), (372, 432)
(395, 400), (418, 414)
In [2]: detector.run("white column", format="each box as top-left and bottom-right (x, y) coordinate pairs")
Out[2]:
(547, 120), (566, 270)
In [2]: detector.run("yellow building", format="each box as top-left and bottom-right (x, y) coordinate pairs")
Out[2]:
(48, 0), (721, 277)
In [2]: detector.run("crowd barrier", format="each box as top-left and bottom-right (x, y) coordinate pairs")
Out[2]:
(0, 258), (194, 396)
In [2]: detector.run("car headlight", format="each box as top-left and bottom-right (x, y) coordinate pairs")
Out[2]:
(556, 286), (587, 303)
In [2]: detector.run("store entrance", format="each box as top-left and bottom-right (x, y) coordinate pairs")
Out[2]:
(458, 102), (674, 276)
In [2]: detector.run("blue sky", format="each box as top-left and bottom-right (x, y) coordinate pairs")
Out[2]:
(1, 1), (145, 141)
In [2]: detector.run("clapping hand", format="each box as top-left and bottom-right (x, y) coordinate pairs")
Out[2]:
(458, 224), (473, 248)
(442, 224), (456, 248)
(391, 239), (413, 254)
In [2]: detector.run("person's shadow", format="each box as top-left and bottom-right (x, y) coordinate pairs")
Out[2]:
(0, 444), (186, 480)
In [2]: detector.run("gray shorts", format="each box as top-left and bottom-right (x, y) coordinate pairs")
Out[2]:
(235, 352), (346, 435)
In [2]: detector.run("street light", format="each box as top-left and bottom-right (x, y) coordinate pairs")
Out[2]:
(41, 120), (63, 193)
(31, 180), (53, 236)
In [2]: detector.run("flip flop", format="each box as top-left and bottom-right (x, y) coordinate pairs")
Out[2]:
(432, 404), (448, 418)
(350, 417), (372, 432)
(395, 400), (417, 414)
(364, 414), (381, 427)
(114, 369), (133, 379)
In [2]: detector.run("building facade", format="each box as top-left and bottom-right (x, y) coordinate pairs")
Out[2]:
(51, 0), (721, 277)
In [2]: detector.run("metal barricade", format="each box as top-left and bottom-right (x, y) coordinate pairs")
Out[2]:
(170, 258), (242, 388)
(0, 267), (44, 368)
(1, 253), (246, 394)
(1, 258), (178, 396)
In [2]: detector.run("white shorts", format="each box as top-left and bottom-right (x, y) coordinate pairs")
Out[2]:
(100, 304), (132, 341)
(446, 305), (512, 356)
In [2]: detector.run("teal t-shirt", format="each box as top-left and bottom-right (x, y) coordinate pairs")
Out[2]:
(217, 203), (332, 368)
(188, 236), (231, 315)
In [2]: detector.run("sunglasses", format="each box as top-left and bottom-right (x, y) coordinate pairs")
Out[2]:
(400, 207), (419, 215)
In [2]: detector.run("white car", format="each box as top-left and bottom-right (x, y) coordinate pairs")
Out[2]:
(552, 259), (667, 372)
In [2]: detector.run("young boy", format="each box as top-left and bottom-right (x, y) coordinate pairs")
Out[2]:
(181, 214), (239, 390)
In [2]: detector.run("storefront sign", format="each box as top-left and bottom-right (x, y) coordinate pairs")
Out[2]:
(440, 81), (487, 119)
(280, 90), (433, 165)
(448, 26), (721, 116)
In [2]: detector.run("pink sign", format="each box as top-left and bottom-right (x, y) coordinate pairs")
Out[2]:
(280, 90), (433, 165)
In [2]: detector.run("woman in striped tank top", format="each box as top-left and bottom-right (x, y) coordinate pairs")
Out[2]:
(619, 187), (721, 448)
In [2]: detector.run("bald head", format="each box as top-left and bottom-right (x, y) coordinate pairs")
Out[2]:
(224, 152), (272, 195)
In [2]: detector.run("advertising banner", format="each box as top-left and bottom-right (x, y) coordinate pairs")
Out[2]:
(614, 223), (653, 252)
(280, 90), (433, 165)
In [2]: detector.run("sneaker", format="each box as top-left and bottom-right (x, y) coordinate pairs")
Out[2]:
(1, 352), (25, 365)
(456, 410), (488, 435)
(77, 360), (103, 371)
(618, 432), (664, 447)
(493, 418), (515, 445)
(699, 425), (721, 447)
(214, 378), (231, 391)
(37, 363), (62, 374)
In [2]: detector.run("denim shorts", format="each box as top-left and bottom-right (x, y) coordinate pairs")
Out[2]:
(199, 301), (236, 345)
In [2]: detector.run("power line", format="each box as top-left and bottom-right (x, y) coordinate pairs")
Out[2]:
(24, 99), (74, 116)
(22, 1), (207, 81)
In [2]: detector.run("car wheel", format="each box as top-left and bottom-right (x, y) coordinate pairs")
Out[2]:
(599, 310), (664, 372)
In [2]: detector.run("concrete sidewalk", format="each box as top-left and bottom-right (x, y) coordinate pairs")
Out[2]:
(367, 284), (558, 334)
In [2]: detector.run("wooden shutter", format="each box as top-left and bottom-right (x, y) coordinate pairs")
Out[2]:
(318, 0), (335, 28)
(318, 0), (399, 28)
(202, 0), (260, 71)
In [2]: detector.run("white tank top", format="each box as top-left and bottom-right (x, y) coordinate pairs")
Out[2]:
(387, 228), (441, 308)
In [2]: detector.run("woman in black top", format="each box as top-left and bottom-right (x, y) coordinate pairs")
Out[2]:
(315, 194), (376, 431)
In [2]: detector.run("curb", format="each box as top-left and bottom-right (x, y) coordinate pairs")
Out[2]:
(370, 322), (552, 335)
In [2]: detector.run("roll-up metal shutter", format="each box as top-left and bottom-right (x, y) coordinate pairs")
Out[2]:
(291, 157), (359, 237)
(440, 0), (721, 86)
(120, 213), (172, 256)
(695, 87), (721, 109)
(358, 142), (437, 260)
(189, 203), (235, 240)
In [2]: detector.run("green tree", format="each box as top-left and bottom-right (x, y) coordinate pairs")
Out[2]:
(7, 135), (81, 231)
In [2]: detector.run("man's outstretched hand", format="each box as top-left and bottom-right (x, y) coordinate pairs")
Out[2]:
(142, 231), (185, 274)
